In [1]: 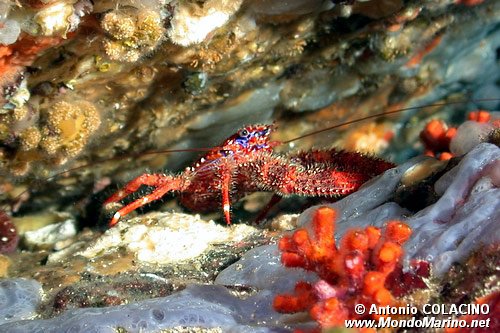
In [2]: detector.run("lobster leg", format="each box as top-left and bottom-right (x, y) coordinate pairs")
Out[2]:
(217, 159), (238, 225)
(104, 174), (176, 204)
(254, 194), (282, 224)
(109, 185), (179, 227)
(105, 174), (184, 227)
(221, 170), (232, 225)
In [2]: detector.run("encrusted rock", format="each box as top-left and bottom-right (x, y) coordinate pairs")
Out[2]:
(23, 219), (77, 251)
(78, 212), (258, 264)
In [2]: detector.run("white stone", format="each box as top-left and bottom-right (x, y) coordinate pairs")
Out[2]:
(168, 0), (243, 46)
(0, 19), (20, 45)
(34, 2), (74, 36)
(78, 212), (257, 264)
(23, 219), (77, 250)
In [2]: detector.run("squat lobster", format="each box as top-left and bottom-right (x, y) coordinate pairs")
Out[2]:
(104, 124), (395, 227)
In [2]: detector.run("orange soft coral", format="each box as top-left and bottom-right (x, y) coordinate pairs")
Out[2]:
(419, 119), (456, 160)
(467, 110), (491, 123)
(419, 110), (494, 160)
(273, 206), (427, 331)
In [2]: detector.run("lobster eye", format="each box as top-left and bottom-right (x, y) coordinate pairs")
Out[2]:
(238, 129), (249, 137)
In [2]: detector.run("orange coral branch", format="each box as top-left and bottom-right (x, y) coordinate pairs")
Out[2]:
(419, 110), (496, 160)
(274, 206), (428, 331)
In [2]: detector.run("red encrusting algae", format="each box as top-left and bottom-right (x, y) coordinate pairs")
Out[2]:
(0, 210), (18, 254)
(445, 291), (499, 333)
(0, 33), (69, 97)
(273, 206), (428, 332)
(454, 0), (486, 6)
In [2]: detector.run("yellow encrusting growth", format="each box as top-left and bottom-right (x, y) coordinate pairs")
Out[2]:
(101, 9), (165, 63)
(40, 100), (101, 159)
(101, 12), (136, 40)
(18, 127), (42, 151)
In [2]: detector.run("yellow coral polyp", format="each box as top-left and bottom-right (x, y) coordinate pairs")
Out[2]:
(59, 113), (85, 141)
(101, 9), (164, 63)
(103, 40), (128, 61)
(40, 100), (101, 159)
(19, 127), (41, 151)
(102, 12), (136, 40)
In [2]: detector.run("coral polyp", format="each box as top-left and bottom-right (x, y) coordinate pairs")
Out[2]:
(274, 206), (427, 330)
(39, 99), (101, 162)
(101, 9), (164, 63)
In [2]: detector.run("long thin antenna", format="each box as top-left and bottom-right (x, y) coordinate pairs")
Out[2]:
(0, 146), (218, 211)
(281, 98), (499, 144)
(3, 97), (498, 211)
(38, 147), (215, 181)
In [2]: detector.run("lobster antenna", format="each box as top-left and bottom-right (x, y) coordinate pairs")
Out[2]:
(38, 147), (217, 181)
(0, 146), (216, 212)
(281, 98), (500, 145)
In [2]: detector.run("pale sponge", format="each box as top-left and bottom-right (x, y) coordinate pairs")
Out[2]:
(0, 278), (42, 325)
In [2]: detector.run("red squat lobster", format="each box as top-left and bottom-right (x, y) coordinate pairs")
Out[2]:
(104, 124), (395, 227)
